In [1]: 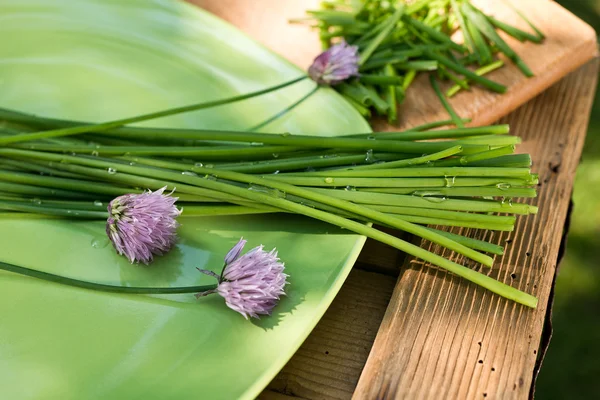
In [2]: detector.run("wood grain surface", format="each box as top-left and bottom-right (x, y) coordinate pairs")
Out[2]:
(352, 58), (599, 400)
(190, 0), (597, 130)
(263, 269), (398, 399)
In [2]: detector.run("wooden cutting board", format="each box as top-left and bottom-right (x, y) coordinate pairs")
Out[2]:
(188, 0), (597, 130)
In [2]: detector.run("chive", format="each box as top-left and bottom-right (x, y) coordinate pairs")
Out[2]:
(462, 2), (533, 77)
(438, 66), (470, 90)
(450, 0), (476, 53)
(425, 50), (506, 93)
(365, 125), (509, 141)
(351, 146), (463, 170)
(279, 166), (534, 178)
(486, 15), (542, 43)
(430, 75), (464, 127)
(306, 10), (360, 26)
(360, 55), (409, 71)
(402, 69), (417, 90)
(249, 86), (319, 132)
(0, 76), (308, 145)
(342, 94), (372, 118)
(364, 84), (390, 114)
(447, 60), (504, 97)
(401, 15), (467, 53)
(359, 5), (405, 65)
(464, 13), (493, 64)
(503, 1), (545, 40)
(423, 227), (505, 255)
(364, 186), (537, 198)
(337, 82), (373, 105)
(395, 60), (438, 70)
(310, 188), (537, 215)
(359, 74), (404, 86)
(384, 64), (398, 123)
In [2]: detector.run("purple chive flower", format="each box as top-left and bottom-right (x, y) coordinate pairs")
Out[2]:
(197, 239), (288, 319)
(224, 237), (247, 265)
(308, 40), (360, 85)
(106, 186), (181, 264)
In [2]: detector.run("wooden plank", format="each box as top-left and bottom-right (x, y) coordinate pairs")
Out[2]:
(261, 269), (396, 399)
(189, 0), (597, 130)
(353, 59), (599, 400)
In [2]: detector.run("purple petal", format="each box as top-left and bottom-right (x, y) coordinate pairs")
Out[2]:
(199, 244), (289, 319)
(224, 237), (246, 265)
(308, 40), (360, 85)
(106, 186), (181, 264)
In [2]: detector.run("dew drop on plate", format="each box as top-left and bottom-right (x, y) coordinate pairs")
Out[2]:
(91, 237), (110, 249)
(445, 176), (456, 187)
(31, 198), (42, 205)
(365, 149), (375, 162)
(496, 183), (511, 190)
(194, 162), (204, 168)
(272, 153), (279, 158)
(324, 177), (334, 184)
(182, 171), (197, 177)
(107, 167), (117, 175)
(93, 200), (103, 207)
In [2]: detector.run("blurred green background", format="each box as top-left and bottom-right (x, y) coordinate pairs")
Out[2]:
(536, 1), (600, 398)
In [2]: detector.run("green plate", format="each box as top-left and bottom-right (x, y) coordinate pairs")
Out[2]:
(0, 0), (371, 399)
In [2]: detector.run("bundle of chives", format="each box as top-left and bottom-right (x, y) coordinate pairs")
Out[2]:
(0, 105), (538, 308)
(293, 0), (544, 122)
